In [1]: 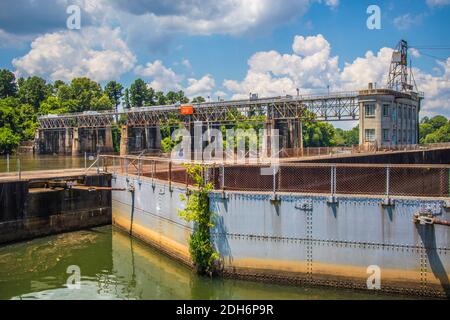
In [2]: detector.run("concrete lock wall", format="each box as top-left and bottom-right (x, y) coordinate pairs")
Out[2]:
(112, 173), (450, 297)
(0, 174), (112, 244)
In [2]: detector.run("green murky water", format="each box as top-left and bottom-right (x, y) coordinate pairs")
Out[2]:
(0, 226), (411, 300)
(0, 155), (97, 173)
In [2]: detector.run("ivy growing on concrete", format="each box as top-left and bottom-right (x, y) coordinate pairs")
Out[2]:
(178, 164), (219, 275)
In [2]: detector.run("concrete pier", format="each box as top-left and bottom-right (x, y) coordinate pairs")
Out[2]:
(36, 127), (114, 155)
(120, 125), (129, 156)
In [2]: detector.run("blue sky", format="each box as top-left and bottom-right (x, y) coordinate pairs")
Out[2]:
(0, 0), (449, 120)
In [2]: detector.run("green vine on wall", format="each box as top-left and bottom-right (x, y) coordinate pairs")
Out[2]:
(178, 164), (219, 275)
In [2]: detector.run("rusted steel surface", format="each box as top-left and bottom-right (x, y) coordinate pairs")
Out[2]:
(101, 155), (450, 198)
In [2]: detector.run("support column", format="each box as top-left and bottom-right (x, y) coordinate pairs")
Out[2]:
(34, 129), (42, 154)
(287, 119), (303, 157)
(120, 125), (129, 156)
(58, 129), (66, 154)
(264, 121), (275, 158)
(72, 128), (80, 155)
(65, 128), (72, 154)
(147, 126), (162, 150)
(104, 126), (114, 153)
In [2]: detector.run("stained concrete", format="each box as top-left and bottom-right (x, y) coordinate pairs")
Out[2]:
(0, 174), (112, 244)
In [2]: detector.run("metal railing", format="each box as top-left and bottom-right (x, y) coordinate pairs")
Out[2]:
(280, 142), (450, 159)
(99, 155), (450, 199)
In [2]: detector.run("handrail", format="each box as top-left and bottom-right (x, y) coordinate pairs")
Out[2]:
(84, 156), (100, 175)
(98, 154), (450, 169)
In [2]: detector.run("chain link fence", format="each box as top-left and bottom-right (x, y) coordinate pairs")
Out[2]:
(99, 155), (450, 198)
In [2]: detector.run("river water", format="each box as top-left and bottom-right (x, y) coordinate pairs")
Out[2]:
(0, 225), (410, 300)
(0, 155), (412, 300)
(0, 154), (97, 173)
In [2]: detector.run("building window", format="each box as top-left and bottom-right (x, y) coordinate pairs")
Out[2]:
(365, 129), (375, 142)
(403, 130), (407, 143)
(383, 104), (390, 117)
(365, 104), (376, 118)
(383, 129), (390, 141)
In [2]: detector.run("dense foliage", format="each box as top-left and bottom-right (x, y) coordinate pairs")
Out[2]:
(178, 165), (219, 275)
(0, 69), (197, 154)
(419, 116), (450, 144)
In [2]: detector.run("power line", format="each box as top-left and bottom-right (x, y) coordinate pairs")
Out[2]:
(419, 51), (449, 62)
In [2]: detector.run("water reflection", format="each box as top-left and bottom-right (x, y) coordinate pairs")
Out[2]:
(0, 154), (97, 173)
(0, 226), (407, 300)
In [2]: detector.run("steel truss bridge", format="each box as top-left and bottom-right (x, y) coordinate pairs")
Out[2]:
(38, 91), (360, 129)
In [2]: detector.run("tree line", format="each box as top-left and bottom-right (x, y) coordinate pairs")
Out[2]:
(1, 68), (448, 154)
(0, 69), (205, 153)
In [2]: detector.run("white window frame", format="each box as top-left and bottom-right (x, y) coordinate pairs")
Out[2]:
(365, 104), (376, 118)
(365, 129), (376, 142)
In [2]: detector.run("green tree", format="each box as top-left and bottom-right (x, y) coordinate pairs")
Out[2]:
(420, 115), (449, 143)
(335, 125), (359, 146)
(0, 97), (19, 130)
(0, 127), (20, 154)
(18, 76), (50, 110)
(55, 82), (72, 102)
(155, 91), (167, 105)
(104, 81), (124, 112)
(92, 94), (114, 111)
(423, 122), (450, 143)
(130, 79), (148, 107)
(39, 96), (69, 115)
(69, 77), (102, 112)
(191, 96), (206, 104)
(303, 122), (337, 147)
(166, 90), (189, 104)
(123, 88), (130, 109)
(0, 69), (17, 98)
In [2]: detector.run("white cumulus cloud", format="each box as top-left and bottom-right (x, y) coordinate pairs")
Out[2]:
(223, 34), (450, 117)
(185, 75), (216, 97)
(12, 27), (136, 82)
(135, 60), (182, 92)
(135, 60), (216, 98)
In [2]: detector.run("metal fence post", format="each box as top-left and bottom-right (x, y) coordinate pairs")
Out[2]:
(272, 165), (277, 198)
(221, 164), (225, 192)
(152, 160), (155, 183)
(138, 158), (141, 182)
(331, 165), (334, 196)
(386, 166), (390, 198)
(97, 156), (100, 174)
(17, 158), (21, 180)
(328, 165), (337, 204)
(84, 152), (87, 170)
(169, 161), (172, 191)
(6, 154), (10, 172)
